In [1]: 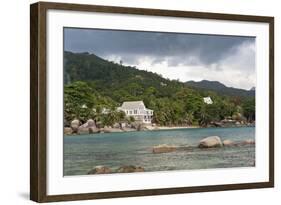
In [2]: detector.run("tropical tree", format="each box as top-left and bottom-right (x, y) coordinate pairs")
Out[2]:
(184, 111), (194, 126)
(242, 98), (255, 122)
(64, 81), (95, 123)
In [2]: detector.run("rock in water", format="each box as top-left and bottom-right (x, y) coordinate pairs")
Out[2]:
(89, 127), (100, 134)
(64, 127), (72, 135)
(80, 119), (96, 128)
(241, 139), (255, 145)
(88, 166), (112, 174)
(117, 165), (145, 173)
(152, 144), (177, 153)
(198, 136), (223, 148)
(87, 119), (96, 127)
(78, 127), (89, 135)
(70, 119), (80, 133)
(78, 119), (98, 135)
(223, 140), (235, 146)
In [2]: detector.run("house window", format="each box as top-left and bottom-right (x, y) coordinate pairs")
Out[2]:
(129, 110), (132, 115)
(134, 110), (137, 114)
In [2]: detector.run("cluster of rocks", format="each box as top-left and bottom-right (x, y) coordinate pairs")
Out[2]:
(64, 119), (100, 135)
(197, 136), (255, 148)
(64, 119), (151, 135)
(152, 136), (255, 154)
(88, 165), (145, 175)
(210, 120), (255, 128)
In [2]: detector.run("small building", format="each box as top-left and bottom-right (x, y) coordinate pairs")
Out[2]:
(117, 101), (153, 124)
(203, 97), (213, 104)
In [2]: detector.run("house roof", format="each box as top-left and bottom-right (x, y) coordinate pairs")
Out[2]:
(120, 101), (146, 110)
(203, 97), (213, 104)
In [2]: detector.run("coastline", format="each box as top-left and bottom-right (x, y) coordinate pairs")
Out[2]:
(64, 123), (255, 136)
(146, 125), (199, 131)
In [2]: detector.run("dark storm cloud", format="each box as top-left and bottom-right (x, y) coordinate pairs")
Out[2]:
(64, 28), (255, 67)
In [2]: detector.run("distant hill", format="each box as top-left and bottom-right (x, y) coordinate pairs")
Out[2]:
(185, 80), (255, 97)
(64, 51), (169, 86)
(64, 51), (254, 98)
(64, 51), (183, 98)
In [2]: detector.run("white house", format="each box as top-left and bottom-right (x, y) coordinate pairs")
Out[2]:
(117, 101), (153, 124)
(203, 97), (213, 104)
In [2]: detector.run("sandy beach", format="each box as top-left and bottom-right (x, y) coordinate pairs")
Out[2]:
(146, 125), (199, 131)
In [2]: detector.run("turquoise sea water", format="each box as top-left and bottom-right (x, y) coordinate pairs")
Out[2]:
(64, 127), (255, 176)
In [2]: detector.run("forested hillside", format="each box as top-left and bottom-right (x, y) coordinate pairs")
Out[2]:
(64, 51), (255, 127)
(185, 80), (255, 97)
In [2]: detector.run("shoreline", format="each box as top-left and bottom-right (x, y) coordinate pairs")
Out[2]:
(64, 124), (255, 136)
(145, 125), (199, 131)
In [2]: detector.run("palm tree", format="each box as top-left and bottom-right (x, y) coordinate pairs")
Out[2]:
(199, 106), (210, 127)
(185, 111), (194, 126)
(92, 106), (103, 128)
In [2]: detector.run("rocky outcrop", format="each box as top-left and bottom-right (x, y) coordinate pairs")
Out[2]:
(223, 140), (235, 146)
(198, 136), (223, 148)
(152, 144), (177, 154)
(241, 139), (255, 145)
(78, 119), (97, 135)
(101, 127), (123, 133)
(70, 119), (80, 133)
(89, 127), (100, 134)
(85, 119), (96, 128)
(137, 124), (148, 131)
(88, 165), (145, 174)
(78, 127), (90, 135)
(117, 165), (145, 173)
(64, 127), (72, 135)
(88, 166), (112, 174)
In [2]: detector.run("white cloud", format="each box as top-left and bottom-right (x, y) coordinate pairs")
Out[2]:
(105, 40), (255, 90)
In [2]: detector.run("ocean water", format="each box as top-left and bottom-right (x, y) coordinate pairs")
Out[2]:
(64, 127), (255, 176)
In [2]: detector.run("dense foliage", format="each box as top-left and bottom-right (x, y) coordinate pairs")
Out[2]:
(64, 51), (255, 127)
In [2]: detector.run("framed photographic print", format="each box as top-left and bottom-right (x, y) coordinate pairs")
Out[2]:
(30, 1), (274, 202)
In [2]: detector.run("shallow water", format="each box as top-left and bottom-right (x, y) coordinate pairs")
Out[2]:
(64, 127), (255, 176)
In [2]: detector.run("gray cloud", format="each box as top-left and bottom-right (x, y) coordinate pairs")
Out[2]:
(64, 28), (255, 67)
(64, 28), (255, 89)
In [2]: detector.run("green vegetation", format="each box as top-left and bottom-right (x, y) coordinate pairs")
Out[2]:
(64, 51), (255, 127)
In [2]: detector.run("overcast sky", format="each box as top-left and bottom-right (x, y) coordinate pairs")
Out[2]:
(64, 28), (256, 90)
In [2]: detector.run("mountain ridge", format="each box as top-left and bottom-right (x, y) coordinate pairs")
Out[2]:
(64, 51), (254, 98)
(185, 80), (255, 97)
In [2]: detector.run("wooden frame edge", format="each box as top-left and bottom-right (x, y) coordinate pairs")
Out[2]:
(37, 1), (274, 22)
(39, 182), (273, 203)
(269, 17), (274, 188)
(30, 2), (39, 202)
(30, 2), (48, 202)
(30, 1), (274, 202)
